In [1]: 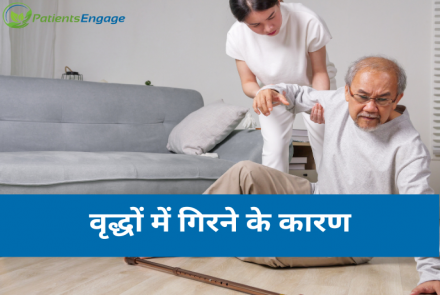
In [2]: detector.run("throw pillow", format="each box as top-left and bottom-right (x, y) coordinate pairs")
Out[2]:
(167, 100), (248, 155)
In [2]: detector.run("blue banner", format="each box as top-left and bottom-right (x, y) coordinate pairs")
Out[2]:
(1, 194), (438, 257)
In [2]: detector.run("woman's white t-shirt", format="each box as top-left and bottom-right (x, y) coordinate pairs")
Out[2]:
(226, 2), (335, 87)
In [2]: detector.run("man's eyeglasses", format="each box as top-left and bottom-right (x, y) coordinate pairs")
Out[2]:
(347, 86), (398, 106)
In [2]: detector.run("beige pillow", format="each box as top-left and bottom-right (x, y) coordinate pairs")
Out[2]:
(167, 100), (248, 155)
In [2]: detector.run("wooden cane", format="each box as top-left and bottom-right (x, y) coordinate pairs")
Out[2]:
(124, 257), (283, 295)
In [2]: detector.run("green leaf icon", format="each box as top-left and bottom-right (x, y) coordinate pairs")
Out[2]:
(3, 3), (33, 29)
(10, 11), (19, 23)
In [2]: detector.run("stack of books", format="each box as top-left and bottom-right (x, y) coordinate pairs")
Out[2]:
(289, 156), (307, 170)
(291, 129), (309, 142)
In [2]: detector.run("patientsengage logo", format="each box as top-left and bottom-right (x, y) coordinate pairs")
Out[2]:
(3, 2), (126, 29)
(3, 3), (32, 29)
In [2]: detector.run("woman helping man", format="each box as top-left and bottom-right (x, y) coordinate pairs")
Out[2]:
(227, 0), (335, 172)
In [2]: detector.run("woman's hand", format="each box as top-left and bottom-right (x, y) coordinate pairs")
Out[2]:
(253, 89), (289, 116)
(310, 103), (325, 124)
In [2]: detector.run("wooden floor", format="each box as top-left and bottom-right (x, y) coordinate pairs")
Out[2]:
(0, 257), (422, 295)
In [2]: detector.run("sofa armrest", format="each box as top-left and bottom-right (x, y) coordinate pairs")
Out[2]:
(210, 130), (263, 164)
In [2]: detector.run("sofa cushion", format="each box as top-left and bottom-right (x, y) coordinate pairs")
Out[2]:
(0, 75), (204, 153)
(166, 100), (248, 155)
(0, 151), (234, 186)
(0, 179), (218, 194)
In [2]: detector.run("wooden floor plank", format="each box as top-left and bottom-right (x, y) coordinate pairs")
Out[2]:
(0, 268), (85, 295)
(0, 257), (51, 276)
(19, 257), (96, 273)
(398, 257), (419, 295)
(298, 263), (356, 287)
(289, 284), (349, 295)
(59, 259), (154, 295)
(0, 257), (423, 295)
(347, 258), (403, 295)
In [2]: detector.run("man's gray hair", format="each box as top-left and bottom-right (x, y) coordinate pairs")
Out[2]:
(344, 56), (407, 95)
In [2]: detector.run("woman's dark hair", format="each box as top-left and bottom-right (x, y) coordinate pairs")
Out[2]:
(230, 0), (281, 22)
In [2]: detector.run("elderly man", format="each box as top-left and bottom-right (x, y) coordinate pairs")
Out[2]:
(204, 56), (439, 294)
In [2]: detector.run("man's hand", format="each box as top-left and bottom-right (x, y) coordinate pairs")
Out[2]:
(310, 103), (325, 124)
(411, 281), (440, 295)
(253, 89), (289, 116)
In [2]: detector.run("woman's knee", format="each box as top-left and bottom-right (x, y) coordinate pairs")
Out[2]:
(263, 139), (291, 156)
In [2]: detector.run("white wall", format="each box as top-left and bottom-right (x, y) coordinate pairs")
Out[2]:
(11, 0), (57, 78)
(54, 1), (241, 101)
(54, 0), (440, 193)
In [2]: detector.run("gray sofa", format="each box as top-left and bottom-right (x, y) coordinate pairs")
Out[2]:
(0, 75), (263, 194)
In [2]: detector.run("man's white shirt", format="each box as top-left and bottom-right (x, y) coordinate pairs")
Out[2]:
(261, 83), (437, 284)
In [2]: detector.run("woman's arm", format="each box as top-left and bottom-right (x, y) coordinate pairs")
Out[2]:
(236, 60), (278, 116)
(309, 46), (330, 123)
(309, 46), (330, 91)
(235, 60), (261, 98)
